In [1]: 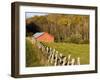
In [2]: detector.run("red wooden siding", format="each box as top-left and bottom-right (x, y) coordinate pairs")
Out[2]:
(35, 32), (54, 42)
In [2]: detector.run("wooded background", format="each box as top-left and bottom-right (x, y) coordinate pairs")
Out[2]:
(26, 13), (89, 44)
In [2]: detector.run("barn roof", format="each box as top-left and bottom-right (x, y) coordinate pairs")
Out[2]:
(33, 32), (44, 38)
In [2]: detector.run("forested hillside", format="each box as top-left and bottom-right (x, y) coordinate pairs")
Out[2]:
(26, 14), (89, 44)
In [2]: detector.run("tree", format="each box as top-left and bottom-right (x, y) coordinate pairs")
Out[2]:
(26, 13), (89, 44)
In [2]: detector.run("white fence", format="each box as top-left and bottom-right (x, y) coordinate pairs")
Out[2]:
(28, 37), (80, 66)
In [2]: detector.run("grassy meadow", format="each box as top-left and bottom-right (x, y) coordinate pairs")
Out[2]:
(43, 42), (89, 65)
(26, 38), (89, 67)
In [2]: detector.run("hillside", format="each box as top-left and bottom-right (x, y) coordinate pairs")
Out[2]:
(26, 38), (50, 67)
(26, 13), (89, 44)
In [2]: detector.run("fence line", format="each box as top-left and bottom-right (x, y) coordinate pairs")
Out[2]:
(28, 37), (80, 66)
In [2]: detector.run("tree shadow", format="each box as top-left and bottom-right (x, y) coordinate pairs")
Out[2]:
(26, 22), (41, 36)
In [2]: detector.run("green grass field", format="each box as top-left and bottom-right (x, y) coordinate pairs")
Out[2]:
(26, 38), (89, 67)
(43, 42), (90, 65)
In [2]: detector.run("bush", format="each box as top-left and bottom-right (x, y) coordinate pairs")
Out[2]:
(26, 32), (33, 36)
(70, 34), (82, 44)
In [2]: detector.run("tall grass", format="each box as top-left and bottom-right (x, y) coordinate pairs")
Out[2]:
(26, 39), (50, 67)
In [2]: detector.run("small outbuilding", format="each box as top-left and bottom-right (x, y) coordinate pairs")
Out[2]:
(33, 32), (54, 42)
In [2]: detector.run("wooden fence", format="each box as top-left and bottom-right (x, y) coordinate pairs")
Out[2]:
(28, 37), (80, 66)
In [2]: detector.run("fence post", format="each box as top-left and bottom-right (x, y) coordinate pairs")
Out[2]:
(54, 53), (58, 66)
(41, 45), (45, 52)
(58, 53), (63, 66)
(67, 54), (71, 65)
(77, 57), (80, 65)
(71, 58), (75, 65)
(62, 57), (67, 66)
(50, 53), (54, 64)
(32, 37), (36, 44)
(48, 47), (53, 62)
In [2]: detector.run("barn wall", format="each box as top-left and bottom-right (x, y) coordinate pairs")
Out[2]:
(36, 33), (54, 42)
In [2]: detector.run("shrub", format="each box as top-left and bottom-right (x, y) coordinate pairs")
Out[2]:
(70, 34), (82, 44)
(26, 32), (33, 36)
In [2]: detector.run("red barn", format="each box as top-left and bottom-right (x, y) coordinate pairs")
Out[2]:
(33, 32), (54, 42)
